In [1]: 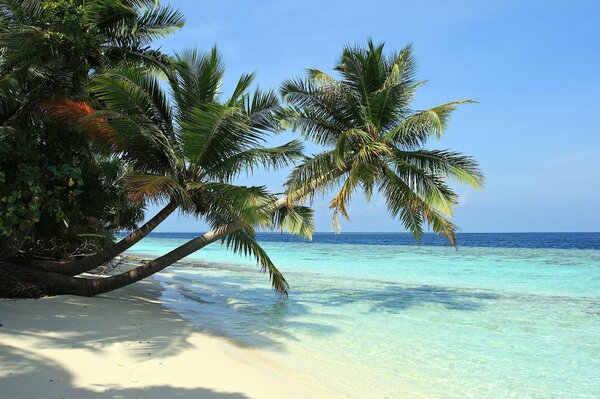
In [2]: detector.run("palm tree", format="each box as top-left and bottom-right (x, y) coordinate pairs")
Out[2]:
(35, 40), (482, 298)
(39, 48), (308, 294)
(280, 40), (484, 243)
(0, 0), (184, 258)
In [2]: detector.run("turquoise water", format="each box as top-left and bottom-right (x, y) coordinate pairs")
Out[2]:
(127, 233), (600, 398)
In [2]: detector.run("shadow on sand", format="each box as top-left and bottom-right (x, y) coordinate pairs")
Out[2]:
(0, 344), (250, 399)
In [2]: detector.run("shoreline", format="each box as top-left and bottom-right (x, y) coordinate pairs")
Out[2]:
(0, 275), (339, 399)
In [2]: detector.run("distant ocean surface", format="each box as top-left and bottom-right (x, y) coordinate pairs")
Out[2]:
(126, 233), (600, 398)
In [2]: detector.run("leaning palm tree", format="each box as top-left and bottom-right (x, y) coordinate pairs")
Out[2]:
(36, 40), (482, 299)
(40, 48), (307, 294)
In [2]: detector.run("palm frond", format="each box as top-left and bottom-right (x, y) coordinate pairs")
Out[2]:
(228, 72), (255, 106)
(92, 67), (174, 138)
(125, 174), (189, 205)
(223, 227), (289, 296)
(280, 77), (355, 144)
(181, 102), (255, 168)
(270, 205), (314, 240)
(204, 140), (305, 181)
(189, 182), (276, 228)
(245, 88), (281, 132)
(135, 3), (185, 43)
(172, 47), (224, 114)
(43, 98), (177, 173)
(384, 100), (476, 147)
(378, 165), (457, 244)
(394, 149), (484, 189)
(285, 151), (349, 203)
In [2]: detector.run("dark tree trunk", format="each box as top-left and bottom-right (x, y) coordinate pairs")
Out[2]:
(51, 200), (299, 296)
(36, 201), (177, 276)
(44, 221), (242, 296)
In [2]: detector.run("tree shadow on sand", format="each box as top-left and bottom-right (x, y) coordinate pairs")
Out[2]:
(0, 344), (250, 399)
(1, 279), (199, 361)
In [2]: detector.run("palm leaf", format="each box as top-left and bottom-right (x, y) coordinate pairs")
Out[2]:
(384, 100), (476, 146)
(223, 227), (289, 297)
(125, 174), (188, 205)
(204, 140), (305, 181)
(394, 149), (484, 189)
(271, 205), (314, 240)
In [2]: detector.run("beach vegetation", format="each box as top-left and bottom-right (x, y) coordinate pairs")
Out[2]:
(0, 3), (483, 299)
(0, 0), (182, 261)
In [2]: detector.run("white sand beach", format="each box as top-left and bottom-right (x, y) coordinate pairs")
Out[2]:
(0, 277), (338, 399)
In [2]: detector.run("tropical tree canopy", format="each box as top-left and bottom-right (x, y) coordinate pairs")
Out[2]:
(0, 0), (183, 259)
(45, 47), (313, 294)
(281, 40), (484, 244)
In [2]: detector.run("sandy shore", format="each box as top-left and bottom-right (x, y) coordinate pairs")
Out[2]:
(0, 277), (337, 399)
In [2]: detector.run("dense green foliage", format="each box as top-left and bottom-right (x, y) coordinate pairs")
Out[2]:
(0, 0), (183, 258)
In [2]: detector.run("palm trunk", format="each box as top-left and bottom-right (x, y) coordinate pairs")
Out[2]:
(48, 164), (352, 296)
(52, 194), (307, 296)
(50, 221), (242, 296)
(37, 201), (177, 276)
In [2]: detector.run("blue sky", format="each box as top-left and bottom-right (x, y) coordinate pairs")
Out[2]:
(146, 0), (600, 233)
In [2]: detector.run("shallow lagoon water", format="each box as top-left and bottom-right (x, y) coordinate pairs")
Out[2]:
(127, 233), (600, 398)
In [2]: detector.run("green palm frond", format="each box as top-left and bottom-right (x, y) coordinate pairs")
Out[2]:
(135, 3), (185, 43)
(329, 160), (380, 224)
(223, 227), (289, 296)
(181, 103), (255, 168)
(88, 0), (184, 46)
(394, 149), (484, 189)
(204, 140), (305, 181)
(285, 151), (349, 203)
(307, 68), (337, 86)
(384, 100), (476, 146)
(125, 174), (189, 205)
(44, 98), (177, 174)
(245, 88), (281, 132)
(92, 67), (174, 137)
(271, 205), (314, 240)
(171, 47), (224, 115)
(228, 72), (255, 106)
(188, 183), (276, 228)
(280, 78), (354, 145)
(100, 46), (175, 75)
(394, 161), (457, 216)
(102, 114), (179, 173)
(277, 106), (346, 147)
(378, 165), (458, 244)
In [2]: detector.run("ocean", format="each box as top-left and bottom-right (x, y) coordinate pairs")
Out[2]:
(126, 232), (600, 398)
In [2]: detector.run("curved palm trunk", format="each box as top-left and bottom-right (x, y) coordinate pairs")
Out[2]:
(49, 221), (242, 296)
(44, 165), (352, 296)
(48, 195), (304, 296)
(38, 201), (177, 276)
